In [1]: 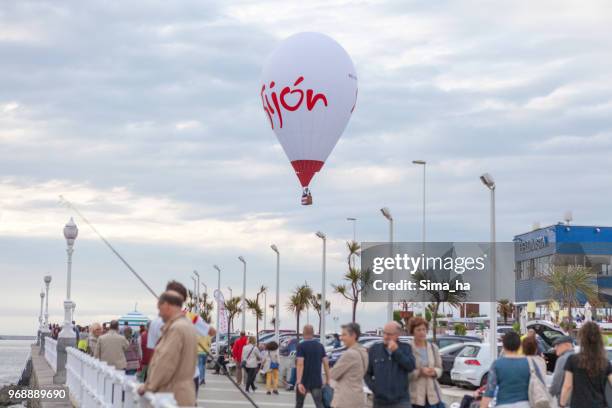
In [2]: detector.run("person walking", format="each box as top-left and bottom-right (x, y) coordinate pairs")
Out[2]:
(560, 321), (612, 408)
(295, 324), (331, 408)
(261, 341), (281, 395)
(77, 326), (89, 353)
(94, 320), (129, 370)
(232, 332), (248, 386)
(88, 323), (102, 356)
(549, 335), (574, 402)
(481, 331), (530, 408)
(408, 317), (443, 408)
(124, 327), (142, 375)
(139, 323), (153, 382)
(329, 323), (368, 408)
(365, 321), (416, 408)
(197, 331), (211, 385)
(138, 288), (198, 406)
(241, 336), (261, 393)
(522, 335), (546, 376)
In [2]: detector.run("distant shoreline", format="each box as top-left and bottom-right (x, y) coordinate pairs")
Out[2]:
(0, 335), (36, 340)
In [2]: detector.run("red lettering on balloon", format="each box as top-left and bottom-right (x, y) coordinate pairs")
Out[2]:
(260, 84), (274, 129)
(260, 76), (328, 129)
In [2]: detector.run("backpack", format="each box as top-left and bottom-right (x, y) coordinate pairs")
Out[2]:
(527, 357), (553, 408)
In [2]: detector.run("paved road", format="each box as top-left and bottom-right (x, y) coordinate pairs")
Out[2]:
(197, 370), (315, 408)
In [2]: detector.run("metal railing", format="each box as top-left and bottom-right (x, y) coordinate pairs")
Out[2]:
(44, 336), (58, 373)
(65, 347), (181, 407)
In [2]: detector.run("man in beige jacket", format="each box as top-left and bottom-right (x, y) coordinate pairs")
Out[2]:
(138, 289), (198, 406)
(94, 320), (129, 370)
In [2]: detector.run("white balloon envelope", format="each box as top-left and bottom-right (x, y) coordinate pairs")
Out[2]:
(261, 32), (358, 205)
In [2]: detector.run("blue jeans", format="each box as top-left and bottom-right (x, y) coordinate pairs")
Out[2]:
(198, 353), (207, 383)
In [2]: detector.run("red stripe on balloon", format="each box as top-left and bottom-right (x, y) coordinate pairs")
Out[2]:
(291, 160), (324, 187)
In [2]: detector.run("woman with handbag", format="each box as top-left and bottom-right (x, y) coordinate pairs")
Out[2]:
(560, 321), (612, 408)
(261, 341), (281, 395)
(408, 317), (444, 408)
(241, 336), (261, 393)
(330, 322), (368, 408)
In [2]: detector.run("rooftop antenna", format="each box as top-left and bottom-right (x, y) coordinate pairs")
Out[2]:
(564, 210), (573, 226)
(59, 195), (159, 299)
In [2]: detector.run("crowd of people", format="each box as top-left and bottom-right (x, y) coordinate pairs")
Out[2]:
(57, 285), (612, 408)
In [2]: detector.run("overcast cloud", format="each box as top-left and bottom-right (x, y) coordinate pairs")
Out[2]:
(1, 0), (612, 335)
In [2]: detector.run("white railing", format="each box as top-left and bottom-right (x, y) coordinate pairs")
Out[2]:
(66, 347), (182, 408)
(44, 336), (58, 373)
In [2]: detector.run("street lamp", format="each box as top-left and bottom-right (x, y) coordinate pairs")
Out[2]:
(346, 217), (357, 242)
(412, 160), (427, 246)
(191, 276), (197, 312)
(315, 231), (327, 338)
(263, 291), (267, 331)
(480, 172), (497, 361)
(193, 270), (201, 313)
(380, 207), (394, 322)
(271, 244), (280, 342)
(38, 290), (45, 342)
(43, 275), (51, 331)
(202, 282), (208, 295)
(60, 217), (78, 339)
(238, 256), (247, 333)
(228, 286), (233, 298)
(213, 265), (221, 354)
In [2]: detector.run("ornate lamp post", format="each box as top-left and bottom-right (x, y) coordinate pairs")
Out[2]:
(43, 275), (51, 330)
(59, 217), (78, 339)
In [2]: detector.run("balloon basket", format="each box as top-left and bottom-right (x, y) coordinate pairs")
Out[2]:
(301, 188), (313, 206)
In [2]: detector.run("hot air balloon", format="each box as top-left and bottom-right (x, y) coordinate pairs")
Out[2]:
(261, 32), (358, 205)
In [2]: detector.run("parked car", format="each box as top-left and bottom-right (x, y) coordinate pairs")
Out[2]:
(328, 336), (382, 367)
(439, 342), (471, 385)
(451, 342), (500, 389)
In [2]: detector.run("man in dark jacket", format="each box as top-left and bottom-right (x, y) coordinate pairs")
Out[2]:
(364, 321), (416, 408)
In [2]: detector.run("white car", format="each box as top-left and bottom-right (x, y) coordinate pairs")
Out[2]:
(450, 342), (497, 388)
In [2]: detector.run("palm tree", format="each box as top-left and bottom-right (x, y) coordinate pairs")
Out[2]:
(333, 241), (372, 322)
(246, 298), (264, 343)
(412, 270), (467, 341)
(287, 283), (312, 341)
(544, 264), (598, 324)
(497, 299), (514, 325)
(310, 293), (331, 335)
(225, 296), (242, 334)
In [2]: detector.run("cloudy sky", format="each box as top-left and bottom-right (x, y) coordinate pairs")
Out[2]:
(1, 1), (612, 335)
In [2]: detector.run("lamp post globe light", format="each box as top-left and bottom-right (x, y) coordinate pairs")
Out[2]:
(238, 256), (247, 333)
(213, 265), (221, 354)
(271, 244), (280, 342)
(315, 232), (327, 338)
(480, 173), (497, 361)
(43, 275), (52, 332)
(380, 207), (394, 322)
(59, 217), (78, 339)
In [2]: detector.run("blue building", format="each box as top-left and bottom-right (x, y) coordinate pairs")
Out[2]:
(514, 224), (612, 305)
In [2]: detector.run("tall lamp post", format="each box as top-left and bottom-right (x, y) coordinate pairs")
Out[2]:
(315, 232), (327, 337)
(271, 245), (280, 342)
(193, 270), (201, 314)
(191, 276), (197, 312)
(213, 265), (221, 354)
(38, 290), (45, 344)
(412, 160), (427, 247)
(263, 291), (267, 331)
(380, 208), (394, 322)
(238, 256), (247, 333)
(202, 282), (208, 295)
(346, 217), (357, 242)
(480, 173), (497, 361)
(60, 217), (78, 339)
(43, 275), (52, 331)
(228, 287), (233, 299)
